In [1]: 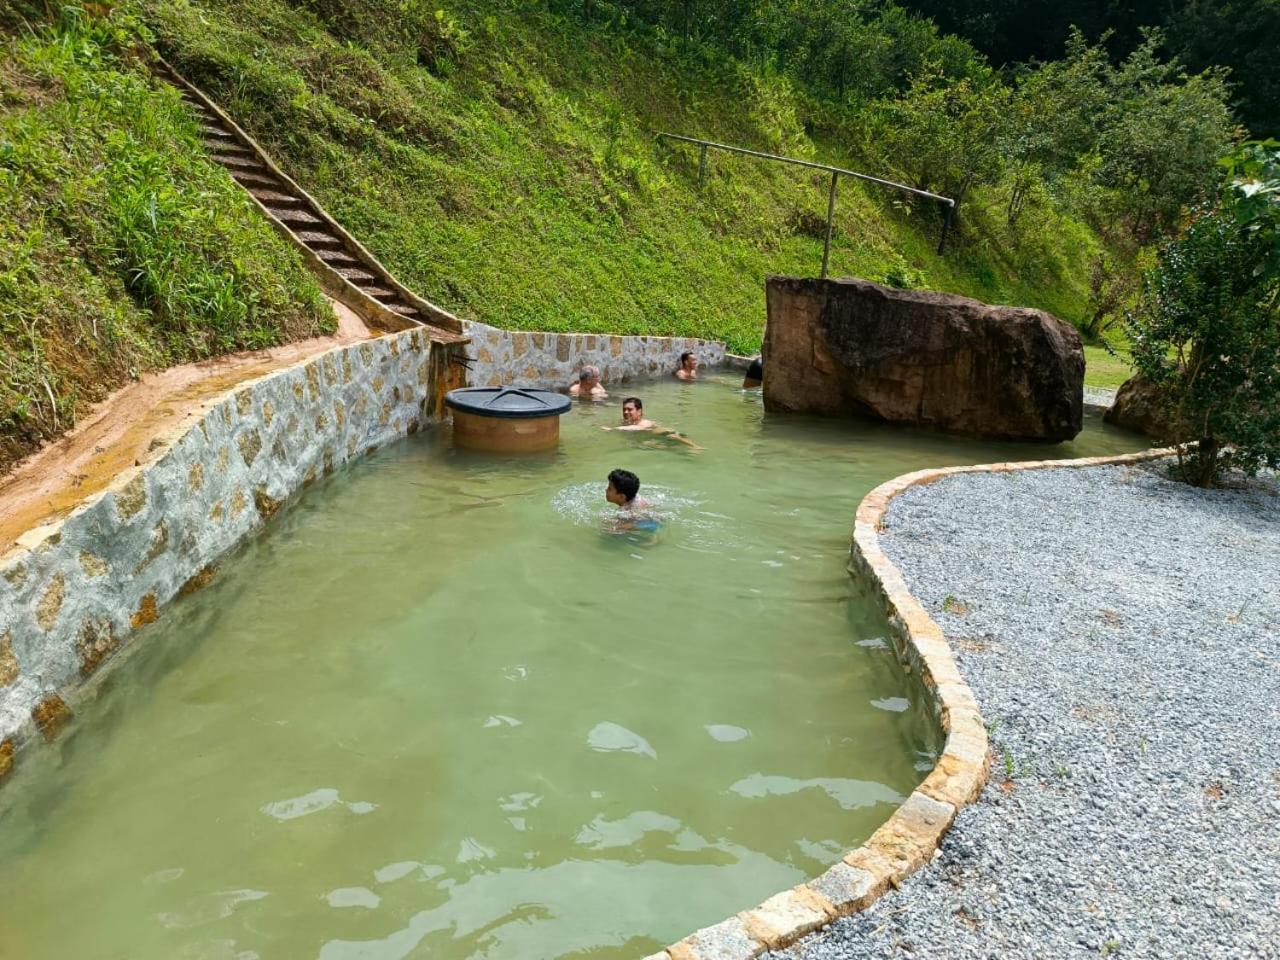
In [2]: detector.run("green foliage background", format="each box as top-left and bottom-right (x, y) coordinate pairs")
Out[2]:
(0, 4), (329, 469)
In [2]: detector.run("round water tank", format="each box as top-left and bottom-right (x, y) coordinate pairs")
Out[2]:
(444, 386), (572, 452)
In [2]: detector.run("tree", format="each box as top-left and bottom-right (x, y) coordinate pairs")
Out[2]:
(1093, 32), (1236, 241)
(875, 69), (1009, 217)
(1001, 28), (1108, 226)
(1122, 142), (1280, 487)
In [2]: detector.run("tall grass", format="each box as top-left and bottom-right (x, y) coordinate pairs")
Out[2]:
(0, 5), (329, 468)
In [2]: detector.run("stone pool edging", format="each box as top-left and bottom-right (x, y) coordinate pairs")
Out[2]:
(463, 321), (725, 389)
(648, 446), (1172, 960)
(0, 327), (453, 778)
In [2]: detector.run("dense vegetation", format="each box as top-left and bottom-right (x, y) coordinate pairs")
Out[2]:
(901, 0), (1279, 137)
(0, 4), (329, 470)
(0, 0), (1257, 466)
(1125, 141), (1280, 487)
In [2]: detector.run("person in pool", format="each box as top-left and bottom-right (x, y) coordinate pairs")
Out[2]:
(742, 356), (763, 389)
(604, 468), (662, 534)
(569, 365), (607, 399)
(674, 351), (699, 381)
(602, 397), (702, 451)
(605, 468), (649, 512)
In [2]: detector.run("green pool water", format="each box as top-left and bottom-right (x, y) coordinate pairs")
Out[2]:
(0, 377), (1145, 959)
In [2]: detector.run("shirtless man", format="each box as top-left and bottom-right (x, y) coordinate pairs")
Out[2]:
(569, 365), (607, 399)
(674, 351), (699, 381)
(615, 396), (654, 430)
(601, 397), (701, 451)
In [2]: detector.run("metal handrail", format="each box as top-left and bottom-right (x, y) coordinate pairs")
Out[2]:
(657, 132), (956, 270)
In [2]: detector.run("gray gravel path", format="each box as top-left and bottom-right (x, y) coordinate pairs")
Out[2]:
(774, 462), (1280, 960)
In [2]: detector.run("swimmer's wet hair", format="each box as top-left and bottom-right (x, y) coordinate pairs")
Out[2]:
(622, 396), (642, 410)
(608, 468), (640, 502)
(579, 365), (601, 382)
(679, 351), (694, 365)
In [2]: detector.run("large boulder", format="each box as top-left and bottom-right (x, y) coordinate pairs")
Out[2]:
(1104, 374), (1181, 441)
(763, 276), (1085, 441)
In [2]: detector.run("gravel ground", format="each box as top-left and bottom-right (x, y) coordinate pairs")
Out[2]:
(774, 461), (1280, 960)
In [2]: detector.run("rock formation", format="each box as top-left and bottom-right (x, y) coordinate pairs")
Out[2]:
(763, 277), (1085, 441)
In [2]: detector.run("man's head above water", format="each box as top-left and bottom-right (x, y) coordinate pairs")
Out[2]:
(621, 396), (646, 426)
(606, 468), (641, 506)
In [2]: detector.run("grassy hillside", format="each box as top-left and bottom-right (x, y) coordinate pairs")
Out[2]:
(0, 5), (330, 470)
(1, 0), (1133, 471)
(142, 0), (1109, 355)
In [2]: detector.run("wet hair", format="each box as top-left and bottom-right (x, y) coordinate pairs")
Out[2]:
(578, 365), (601, 383)
(679, 351), (695, 367)
(622, 396), (643, 411)
(608, 468), (640, 502)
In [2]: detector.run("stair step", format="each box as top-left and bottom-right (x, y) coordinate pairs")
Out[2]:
(230, 170), (281, 190)
(210, 143), (254, 158)
(296, 231), (344, 248)
(266, 206), (323, 225)
(368, 288), (402, 302)
(385, 303), (419, 317)
(335, 266), (378, 283)
(316, 251), (362, 268)
(201, 136), (238, 151)
(248, 188), (306, 207)
(200, 125), (236, 139)
(217, 154), (268, 172)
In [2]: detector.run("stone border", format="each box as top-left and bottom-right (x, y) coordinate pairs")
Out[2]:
(0, 328), (454, 779)
(648, 446), (1171, 960)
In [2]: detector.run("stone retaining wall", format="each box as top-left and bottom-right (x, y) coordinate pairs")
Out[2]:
(0, 328), (447, 777)
(462, 321), (725, 388)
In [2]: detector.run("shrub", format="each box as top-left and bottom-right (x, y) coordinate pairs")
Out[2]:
(1123, 145), (1280, 486)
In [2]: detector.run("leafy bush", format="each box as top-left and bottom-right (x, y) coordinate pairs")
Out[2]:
(1123, 142), (1280, 486)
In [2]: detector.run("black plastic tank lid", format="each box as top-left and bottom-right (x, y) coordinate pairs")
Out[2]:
(444, 386), (572, 419)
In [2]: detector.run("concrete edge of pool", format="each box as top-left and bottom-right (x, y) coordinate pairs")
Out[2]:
(650, 444), (1173, 960)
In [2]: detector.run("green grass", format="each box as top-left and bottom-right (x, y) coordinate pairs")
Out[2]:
(1, 0), (1132, 468)
(1083, 344), (1134, 389)
(141, 0), (1110, 357)
(0, 6), (330, 470)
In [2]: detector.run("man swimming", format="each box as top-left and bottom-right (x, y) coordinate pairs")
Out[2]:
(569, 365), (607, 399)
(616, 396), (654, 430)
(602, 397), (701, 450)
(674, 351), (699, 381)
(742, 356), (763, 389)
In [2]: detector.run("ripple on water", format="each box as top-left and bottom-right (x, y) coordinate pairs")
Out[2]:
(587, 721), (657, 758)
(728, 773), (904, 811)
(261, 788), (377, 821)
(324, 887), (380, 909)
(550, 482), (704, 527)
(705, 724), (750, 742)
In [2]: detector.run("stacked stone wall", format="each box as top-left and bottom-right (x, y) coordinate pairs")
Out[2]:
(0, 328), (443, 773)
(463, 321), (726, 388)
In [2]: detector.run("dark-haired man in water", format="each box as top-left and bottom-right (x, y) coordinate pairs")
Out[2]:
(674, 351), (699, 381)
(602, 397), (701, 451)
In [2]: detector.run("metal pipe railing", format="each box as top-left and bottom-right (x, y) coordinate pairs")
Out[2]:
(657, 132), (957, 270)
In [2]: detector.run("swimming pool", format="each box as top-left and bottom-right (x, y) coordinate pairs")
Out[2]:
(0, 375), (1145, 958)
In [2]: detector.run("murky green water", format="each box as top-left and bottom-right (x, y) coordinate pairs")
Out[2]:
(0, 377), (1143, 959)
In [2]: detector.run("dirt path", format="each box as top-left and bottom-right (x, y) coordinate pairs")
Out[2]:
(0, 301), (371, 555)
